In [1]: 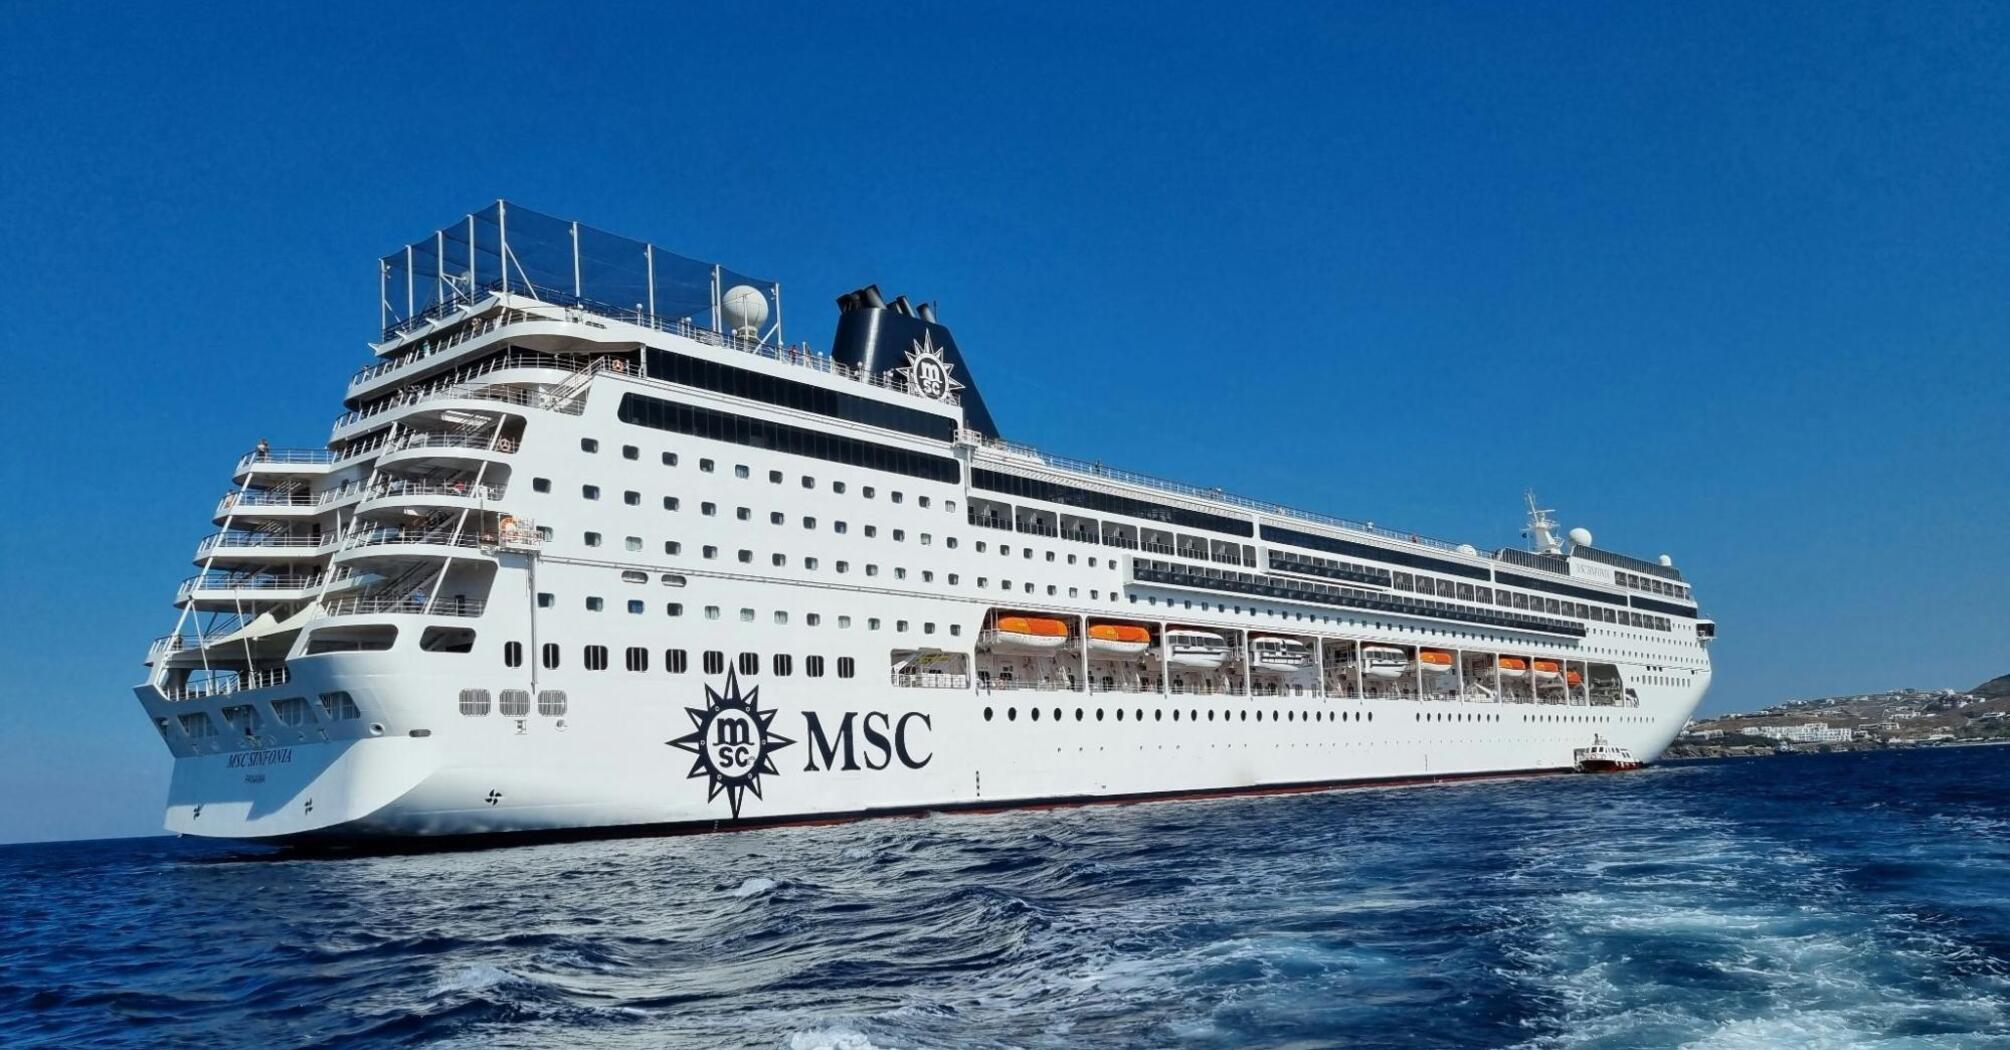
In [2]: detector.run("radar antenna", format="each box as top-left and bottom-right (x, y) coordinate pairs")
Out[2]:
(1522, 490), (1563, 555)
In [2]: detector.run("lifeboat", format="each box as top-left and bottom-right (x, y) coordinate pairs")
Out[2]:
(1565, 669), (1584, 687)
(1497, 656), (1529, 679)
(1360, 645), (1409, 679)
(1250, 636), (1311, 674)
(1533, 659), (1563, 683)
(989, 616), (1070, 652)
(1418, 648), (1455, 676)
(1086, 623), (1152, 657)
(1162, 629), (1229, 670)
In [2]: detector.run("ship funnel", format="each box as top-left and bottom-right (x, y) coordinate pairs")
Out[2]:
(917, 301), (938, 324)
(890, 295), (914, 317)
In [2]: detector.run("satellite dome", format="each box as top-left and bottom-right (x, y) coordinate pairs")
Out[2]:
(1658, 554), (1674, 567)
(1567, 527), (1593, 548)
(721, 284), (769, 337)
(1456, 543), (1478, 556)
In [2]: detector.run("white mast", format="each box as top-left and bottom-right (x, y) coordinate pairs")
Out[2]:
(1523, 489), (1563, 555)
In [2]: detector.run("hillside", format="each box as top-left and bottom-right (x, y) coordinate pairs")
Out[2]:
(1975, 674), (2010, 701)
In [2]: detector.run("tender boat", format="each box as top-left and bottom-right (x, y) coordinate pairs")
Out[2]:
(1418, 648), (1455, 676)
(1359, 645), (1410, 679)
(1532, 659), (1563, 683)
(1573, 735), (1642, 773)
(1249, 636), (1311, 674)
(1085, 623), (1152, 656)
(1497, 656), (1530, 679)
(1162, 629), (1230, 669)
(989, 616), (1070, 652)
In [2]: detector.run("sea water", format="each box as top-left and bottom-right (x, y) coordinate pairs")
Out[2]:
(4, 747), (2009, 1048)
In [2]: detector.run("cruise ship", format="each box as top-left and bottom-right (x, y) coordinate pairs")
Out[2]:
(136, 202), (1716, 843)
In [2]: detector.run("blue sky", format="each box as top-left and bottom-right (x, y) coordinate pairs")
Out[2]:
(2, 2), (2006, 843)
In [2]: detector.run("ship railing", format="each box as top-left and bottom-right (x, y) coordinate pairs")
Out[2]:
(196, 532), (337, 556)
(1013, 521), (1059, 538)
(361, 480), (505, 503)
(333, 354), (595, 430)
(383, 283), (962, 407)
(159, 666), (292, 702)
(344, 528), (487, 552)
(350, 310), (554, 388)
(178, 572), (324, 600)
(388, 431), (519, 454)
(320, 594), (487, 618)
(235, 448), (336, 471)
(891, 673), (971, 689)
(968, 436), (1477, 556)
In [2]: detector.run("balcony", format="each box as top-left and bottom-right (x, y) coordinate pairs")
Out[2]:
(195, 532), (338, 560)
(177, 572), (323, 605)
(356, 480), (505, 514)
(319, 594), (487, 618)
(158, 666), (292, 703)
(232, 448), (336, 482)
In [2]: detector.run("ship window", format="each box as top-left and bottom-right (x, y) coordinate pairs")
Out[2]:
(951, 624), (963, 636)
(802, 475), (815, 489)
(949, 538), (958, 549)
(626, 647), (649, 672)
(420, 626), (476, 653)
(949, 574), (960, 585)
(807, 613), (821, 626)
(738, 652), (759, 675)
(896, 619), (909, 632)
(807, 655), (826, 677)
(869, 618), (882, 630)
(622, 444), (639, 460)
(541, 643), (560, 669)
(662, 452), (678, 466)
(834, 521), (848, 534)
(924, 622), (936, 634)
(738, 549), (753, 563)
(318, 691), (360, 720)
(584, 532), (602, 547)
(586, 596), (604, 611)
(774, 611), (788, 624)
(624, 490), (640, 506)
(664, 496), (680, 511)
(536, 689), (566, 716)
(666, 602), (683, 616)
(893, 529), (906, 542)
(700, 458), (715, 472)
(582, 484), (600, 500)
(739, 608), (755, 622)
(179, 712), (218, 738)
(833, 482), (846, 494)
(866, 564), (879, 576)
(772, 553), (786, 567)
(836, 561), (849, 573)
(665, 541), (682, 555)
(504, 641), (523, 667)
(273, 697), (312, 726)
(737, 506), (751, 521)
(805, 557), (819, 570)
(625, 537), (642, 552)
(627, 600), (644, 614)
(666, 649), (688, 673)
(769, 470), (783, 483)
(703, 546), (718, 559)
(770, 511), (785, 525)
(918, 496), (931, 508)
(705, 606), (721, 619)
(584, 645), (609, 671)
(581, 438), (599, 453)
(773, 654), (793, 676)
(702, 502), (717, 516)
(892, 492), (903, 504)
(803, 517), (816, 529)
(837, 616), (852, 629)
(459, 689), (491, 716)
(837, 657), (856, 678)
(864, 486), (876, 498)
(864, 525), (877, 537)
(533, 477), (551, 493)
(735, 464), (750, 478)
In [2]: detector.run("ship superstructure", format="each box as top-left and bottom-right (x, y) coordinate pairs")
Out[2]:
(137, 202), (1715, 841)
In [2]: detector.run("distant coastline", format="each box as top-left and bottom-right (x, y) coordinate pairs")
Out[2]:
(1671, 673), (2010, 760)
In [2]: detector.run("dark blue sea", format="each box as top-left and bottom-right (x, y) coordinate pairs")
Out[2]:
(6, 747), (2010, 1049)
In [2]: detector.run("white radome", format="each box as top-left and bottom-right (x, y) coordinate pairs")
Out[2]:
(1568, 527), (1593, 548)
(1658, 554), (1674, 567)
(722, 284), (770, 336)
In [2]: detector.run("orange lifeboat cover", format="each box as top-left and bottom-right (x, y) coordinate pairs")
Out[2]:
(997, 616), (1068, 637)
(1088, 624), (1151, 643)
(1566, 670), (1584, 686)
(1419, 649), (1453, 666)
(1498, 657), (1529, 670)
(1533, 660), (1561, 674)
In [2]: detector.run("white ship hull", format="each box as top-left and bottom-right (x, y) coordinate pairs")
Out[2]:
(135, 202), (1716, 844)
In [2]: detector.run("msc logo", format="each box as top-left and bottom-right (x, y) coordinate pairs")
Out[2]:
(894, 333), (964, 403)
(668, 670), (793, 818)
(670, 674), (936, 818)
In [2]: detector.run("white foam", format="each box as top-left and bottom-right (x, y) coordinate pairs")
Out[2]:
(785, 1027), (890, 1050)
(428, 962), (519, 997)
(731, 876), (778, 898)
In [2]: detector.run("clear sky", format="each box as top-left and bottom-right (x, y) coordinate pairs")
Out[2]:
(2, 2), (2006, 843)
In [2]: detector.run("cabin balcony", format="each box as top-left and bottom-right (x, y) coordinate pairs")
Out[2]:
(175, 571), (323, 609)
(354, 481), (506, 519)
(332, 528), (493, 566)
(194, 531), (339, 565)
(231, 448), (336, 484)
(372, 430), (520, 473)
(318, 593), (487, 619)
